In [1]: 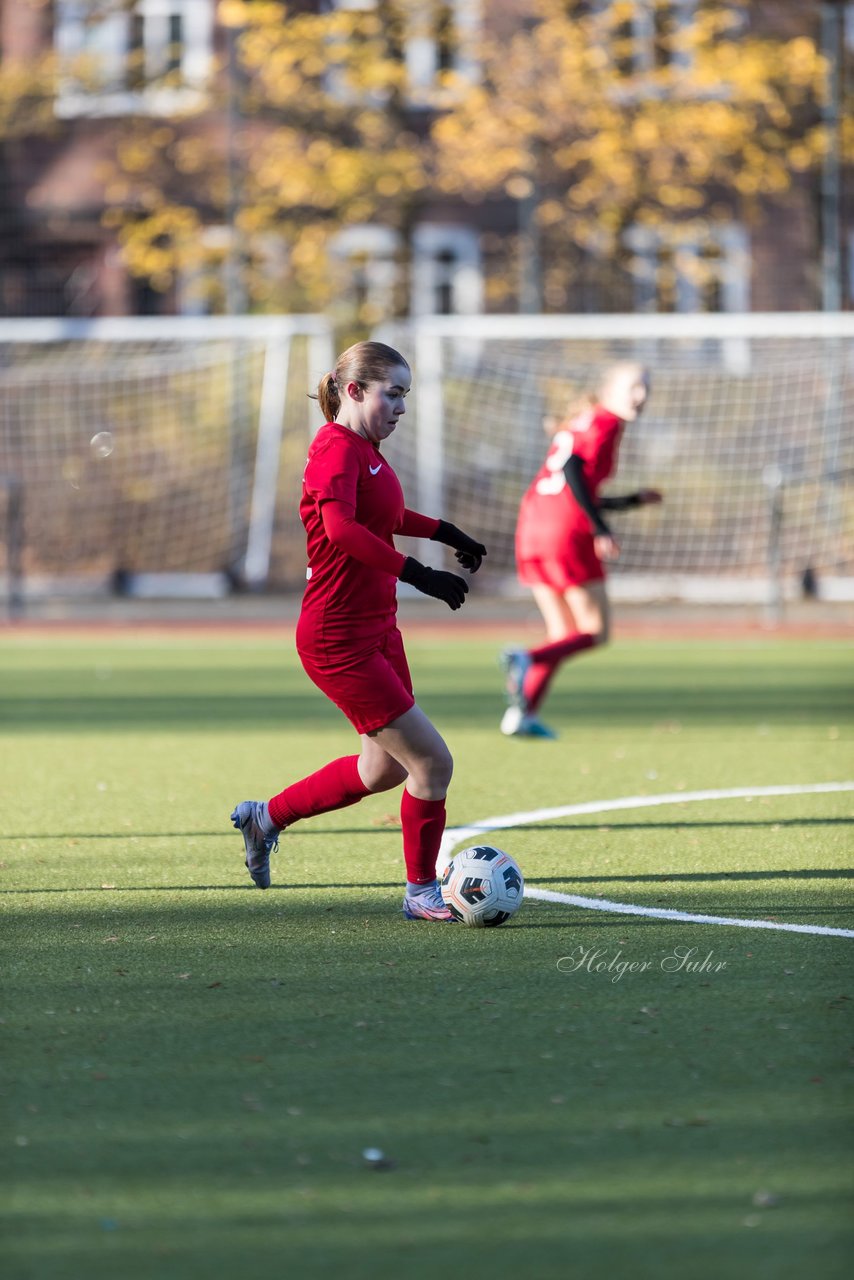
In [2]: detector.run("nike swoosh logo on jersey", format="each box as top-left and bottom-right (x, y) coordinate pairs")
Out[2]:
(369, 463), (382, 475)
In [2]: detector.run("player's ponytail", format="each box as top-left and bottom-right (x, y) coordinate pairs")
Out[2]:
(316, 372), (341, 422)
(310, 341), (409, 423)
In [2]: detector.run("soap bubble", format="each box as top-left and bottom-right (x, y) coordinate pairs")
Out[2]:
(90, 431), (114, 459)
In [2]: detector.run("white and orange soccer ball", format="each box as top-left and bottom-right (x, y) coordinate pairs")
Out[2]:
(439, 845), (524, 927)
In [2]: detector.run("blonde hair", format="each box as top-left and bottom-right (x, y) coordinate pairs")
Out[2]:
(546, 362), (648, 436)
(313, 341), (410, 422)
(544, 391), (596, 439)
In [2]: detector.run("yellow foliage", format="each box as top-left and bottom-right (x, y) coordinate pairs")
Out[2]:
(53, 0), (832, 313)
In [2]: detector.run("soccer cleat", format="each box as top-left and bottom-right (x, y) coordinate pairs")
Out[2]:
(500, 648), (532, 711)
(500, 706), (558, 739)
(230, 800), (280, 890)
(402, 885), (457, 922)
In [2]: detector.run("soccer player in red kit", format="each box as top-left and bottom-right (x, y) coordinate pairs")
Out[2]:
(231, 341), (486, 921)
(501, 362), (662, 738)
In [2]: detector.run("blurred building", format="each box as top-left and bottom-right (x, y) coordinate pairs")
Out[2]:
(0, 0), (851, 319)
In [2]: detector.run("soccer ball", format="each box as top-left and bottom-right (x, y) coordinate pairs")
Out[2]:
(439, 845), (524, 928)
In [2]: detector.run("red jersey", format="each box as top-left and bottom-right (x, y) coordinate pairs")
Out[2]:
(298, 423), (405, 654)
(516, 405), (623, 558)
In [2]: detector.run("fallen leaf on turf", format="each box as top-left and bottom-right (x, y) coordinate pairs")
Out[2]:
(372, 814), (401, 827)
(207, 982), (223, 988)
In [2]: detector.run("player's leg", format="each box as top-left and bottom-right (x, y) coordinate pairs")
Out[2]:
(501, 580), (603, 736)
(563, 578), (610, 646)
(502, 582), (568, 697)
(521, 580), (603, 714)
(232, 747), (407, 892)
(501, 583), (566, 736)
(369, 704), (456, 921)
(531, 582), (577, 642)
(232, 637), (414, 889)
(356, 734), (410, 792)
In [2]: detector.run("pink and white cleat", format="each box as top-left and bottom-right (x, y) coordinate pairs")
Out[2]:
(402, 884), (457, 922)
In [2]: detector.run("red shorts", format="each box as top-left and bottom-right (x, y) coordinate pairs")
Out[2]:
(517, 526), (605, 591)
(297, 625), (415, 735)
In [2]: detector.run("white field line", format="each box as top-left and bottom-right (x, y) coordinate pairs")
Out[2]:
(438, 783), (854, 939)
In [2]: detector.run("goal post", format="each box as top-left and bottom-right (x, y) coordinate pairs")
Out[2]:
(0, 315), (335, 607)
(378, 312), (854, 612)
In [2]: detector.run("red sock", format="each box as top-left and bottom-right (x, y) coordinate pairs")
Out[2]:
(268, 755), (371, 828)
(529, 632), (597, 665)
(523, 633), (596, 713)
(400, 789), (446, 884)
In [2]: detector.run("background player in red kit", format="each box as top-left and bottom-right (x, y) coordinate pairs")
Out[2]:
(231, 341), (486, 921)
(501, 362), (662, 738)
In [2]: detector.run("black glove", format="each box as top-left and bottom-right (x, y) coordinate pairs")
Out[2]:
(598, 492), (643, 512)
(431, 520), (487, 573)
(400, 557), (469, 610)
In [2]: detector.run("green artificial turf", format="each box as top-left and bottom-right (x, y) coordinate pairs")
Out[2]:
(1, 632), (852, 1280)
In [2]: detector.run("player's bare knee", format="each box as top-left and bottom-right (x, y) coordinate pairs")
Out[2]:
(377, 759), (409, 791)
(431, 751), (454, 794)
(410, 747), (453, 796)
(361, 756), (408, 793)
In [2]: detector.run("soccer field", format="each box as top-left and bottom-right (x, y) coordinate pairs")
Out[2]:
(2, 630), (852, 1280)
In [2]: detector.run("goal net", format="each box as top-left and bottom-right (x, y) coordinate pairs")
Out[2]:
(378, 313), (854, 607)
(2, 312), (852, 612)
(0, 316), (334, 606)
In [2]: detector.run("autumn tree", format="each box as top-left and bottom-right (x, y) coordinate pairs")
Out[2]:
(105, 0), (455, 321)
(7, 1), (846, 317)
(432, 0), (834, 310)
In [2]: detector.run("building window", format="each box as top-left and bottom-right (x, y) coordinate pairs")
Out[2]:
(326, 0), (479, 106)
(604, 0), (698, 79)
(329, 224), (402, 323)
(405, 0), (479, 105)
(410, 223), (482, 315)
(54, 0), (213, 118)
(624, 223), (750, 313)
